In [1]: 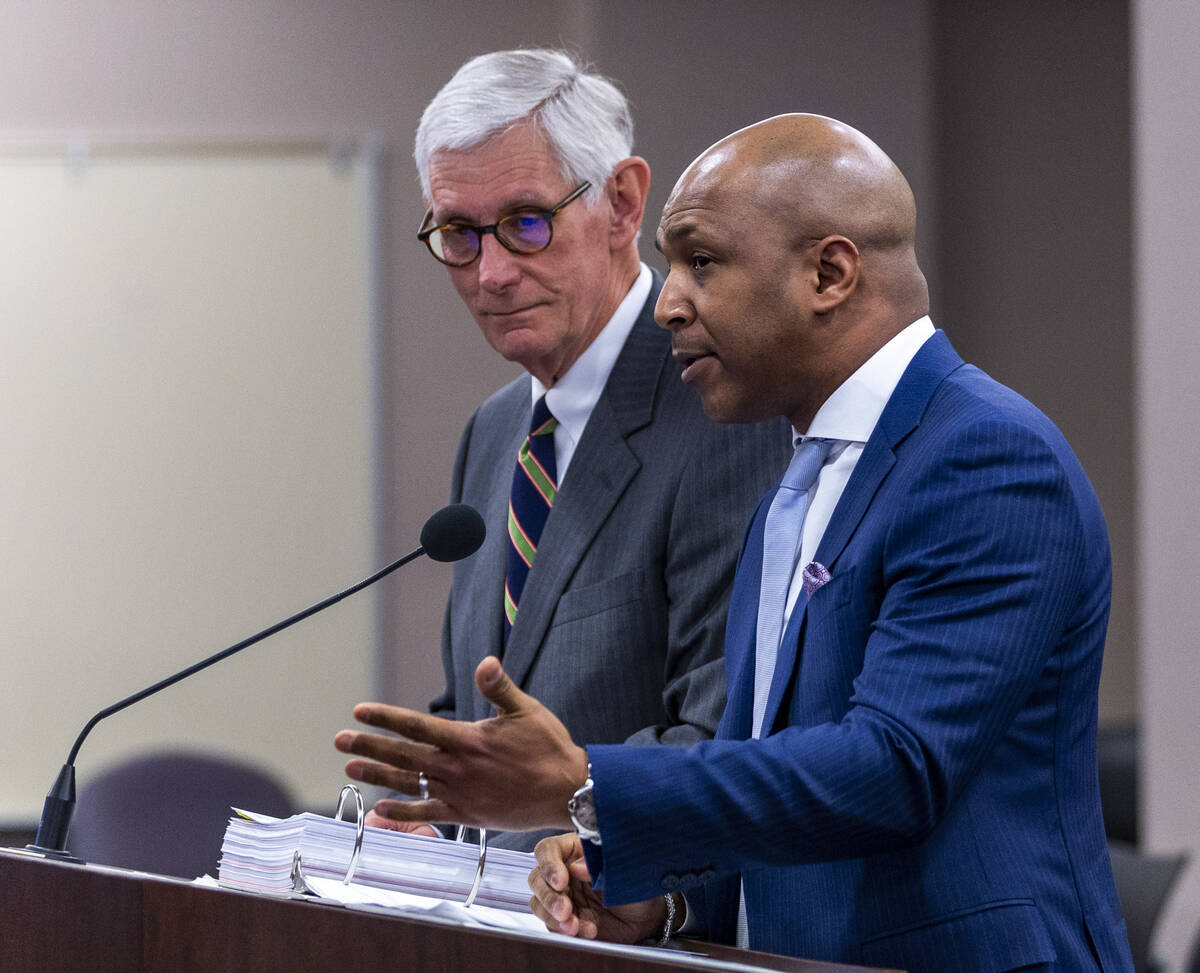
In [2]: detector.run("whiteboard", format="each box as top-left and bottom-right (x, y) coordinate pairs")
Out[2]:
(0, 140), (381, 825)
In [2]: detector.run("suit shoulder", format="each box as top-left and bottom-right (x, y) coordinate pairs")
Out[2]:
(468, 372), (529, 428)
(916, 364), (1107, 536)
(933, 364), (1081, 464)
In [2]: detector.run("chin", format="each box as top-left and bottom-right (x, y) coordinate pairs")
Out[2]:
(696, 400), (748, 427)
(699, 397), (764, 426)
(486, 330), (551, 367)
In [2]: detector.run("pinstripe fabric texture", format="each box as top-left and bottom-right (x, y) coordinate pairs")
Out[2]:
(583, 332), (1134, 972)
(433, 271), (793, 852)
(503, 396), (558, 640)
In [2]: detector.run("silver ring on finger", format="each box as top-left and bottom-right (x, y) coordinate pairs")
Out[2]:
(418, 771), (430, 801)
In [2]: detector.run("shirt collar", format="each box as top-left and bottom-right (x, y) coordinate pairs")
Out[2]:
(532, 262), (652, 445)
(798, 316), (936, 445)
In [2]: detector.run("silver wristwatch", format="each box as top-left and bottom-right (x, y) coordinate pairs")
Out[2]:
(567, 763), (603, 845)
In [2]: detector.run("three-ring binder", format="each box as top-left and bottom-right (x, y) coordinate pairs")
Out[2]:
(289, 784), (489, 907)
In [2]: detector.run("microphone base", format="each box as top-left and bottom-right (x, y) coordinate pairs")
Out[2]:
(5, 844), (85, 865)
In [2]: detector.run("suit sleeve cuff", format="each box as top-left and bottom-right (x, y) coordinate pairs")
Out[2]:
(582, 834), (605, 887)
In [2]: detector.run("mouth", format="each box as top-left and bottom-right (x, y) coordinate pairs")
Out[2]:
(481, 305), (539, 319)
(673, 347), (716, 382)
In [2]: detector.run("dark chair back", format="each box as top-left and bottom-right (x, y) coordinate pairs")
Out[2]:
(69, 749), (295, 878)
(1109, 839), (1187, 973)
(1098, 721), (1140, 843)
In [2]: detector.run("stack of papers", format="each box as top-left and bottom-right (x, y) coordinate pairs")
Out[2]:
(218, 809), (536, 915)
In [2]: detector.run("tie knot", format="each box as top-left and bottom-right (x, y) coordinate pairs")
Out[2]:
(780, 438), (834, 492)
(530, 396), (558, 437)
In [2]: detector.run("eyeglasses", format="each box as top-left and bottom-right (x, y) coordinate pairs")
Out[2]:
(417, 181), (591, 267)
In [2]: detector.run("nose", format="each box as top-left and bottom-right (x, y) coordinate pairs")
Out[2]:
(476, 233), (521, 292)
(654, 269), (693, 332)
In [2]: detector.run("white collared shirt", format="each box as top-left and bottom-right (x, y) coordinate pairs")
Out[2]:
(530, 263), (652, 484)
(733, 315), (936, 950)
(782, 316), (936, 626)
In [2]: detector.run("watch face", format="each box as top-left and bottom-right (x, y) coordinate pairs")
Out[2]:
(570, 781), (600, 835)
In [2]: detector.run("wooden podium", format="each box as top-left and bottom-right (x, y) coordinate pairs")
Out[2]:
(0, 849), (895, 973)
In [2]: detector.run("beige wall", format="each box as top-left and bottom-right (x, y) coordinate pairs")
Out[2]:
(1134, 1), (1200, 967)
(931, 1), (1137, 722)
(0, 0), (943, 717)
(1, 0), (1141, 813)
(0, 148), (380, 822)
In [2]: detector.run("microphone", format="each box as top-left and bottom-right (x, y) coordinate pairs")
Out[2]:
(24, 502), (485, 859)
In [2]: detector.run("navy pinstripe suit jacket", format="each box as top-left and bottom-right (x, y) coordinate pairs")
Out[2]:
(586, 331), (1134, 972)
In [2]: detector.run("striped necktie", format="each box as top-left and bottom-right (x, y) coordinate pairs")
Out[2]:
(504, 396), (558, 641)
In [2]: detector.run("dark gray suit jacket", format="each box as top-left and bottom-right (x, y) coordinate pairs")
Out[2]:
(432, 273), (791, 849)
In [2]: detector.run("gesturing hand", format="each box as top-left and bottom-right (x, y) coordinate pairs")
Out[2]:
(334, 656), (589, 832)
(528, 833), (667, 944)
(363, 809), (438, 839)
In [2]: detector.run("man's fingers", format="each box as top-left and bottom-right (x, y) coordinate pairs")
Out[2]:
(528, 891), (581, 937)
(342, 757), (444, 804)
(334, 728), (439, 774)
(534, 853), (570, 893)
(531, 856), (569, 895)
(344, 763), (423, 796)
(533, 832), (582, 892)
(474, 656), (530, 716)
(350, 701), (464, 751)
(528, 869), (579, 931)
(363, 809), (438, 838)
(371, 796), (455, 825)
(363, 808), (391, 829)
(343, 758), (412, 793)
(527, 832), (603, 940)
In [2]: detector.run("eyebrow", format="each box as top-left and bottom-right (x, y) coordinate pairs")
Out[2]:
(655, 221), (699, 254)
(435, 194), (558, 225)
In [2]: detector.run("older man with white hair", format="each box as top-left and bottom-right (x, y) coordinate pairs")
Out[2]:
(371, 50), (788, 851)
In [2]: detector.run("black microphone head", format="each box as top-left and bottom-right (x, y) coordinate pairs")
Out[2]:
(420, 504), (486, 562)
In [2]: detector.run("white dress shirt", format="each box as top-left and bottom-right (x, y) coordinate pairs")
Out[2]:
(781, 316), (936, 628)
(530, 263), (652, 484)
(733, 315), (935, 950)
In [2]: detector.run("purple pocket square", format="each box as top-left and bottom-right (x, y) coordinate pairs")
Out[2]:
(802, 561), (832, 597)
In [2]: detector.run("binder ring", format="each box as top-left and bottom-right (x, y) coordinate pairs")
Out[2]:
(454, 825), (488, 908)
(334, 783), (366, 886)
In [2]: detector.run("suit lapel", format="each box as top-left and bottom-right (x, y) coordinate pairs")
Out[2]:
(757, 331), (965, 735)
(717, 496), (771, 741)
(812, 332), (963, 573)
(500, 277), (667, 690)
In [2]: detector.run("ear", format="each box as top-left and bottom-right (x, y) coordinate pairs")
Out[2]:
(606, 156), (651, 250)
(811, 235), (859, 313)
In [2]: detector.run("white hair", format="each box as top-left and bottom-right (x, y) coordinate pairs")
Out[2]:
(414, 49), (634, 206)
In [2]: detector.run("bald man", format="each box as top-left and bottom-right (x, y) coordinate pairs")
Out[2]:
(337, 114), (1133, 973)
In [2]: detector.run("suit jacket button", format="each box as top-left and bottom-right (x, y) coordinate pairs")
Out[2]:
(660, 875), (680, 892)
(698, 869), (716, 882)
(678, 872), (698, 887)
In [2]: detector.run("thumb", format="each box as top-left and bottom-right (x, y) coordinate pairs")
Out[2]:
(475, 656), (529, 715)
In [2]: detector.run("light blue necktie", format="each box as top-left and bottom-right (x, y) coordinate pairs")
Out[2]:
(751, 438), (833, 739)
(739, 437), (833, 951)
